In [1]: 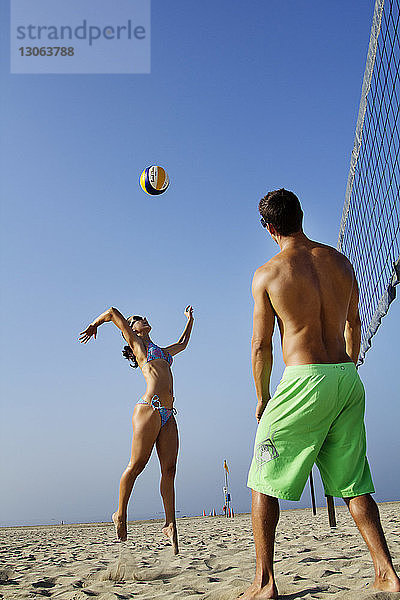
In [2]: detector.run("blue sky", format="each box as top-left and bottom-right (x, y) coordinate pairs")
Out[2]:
(1, 0), (399, 526)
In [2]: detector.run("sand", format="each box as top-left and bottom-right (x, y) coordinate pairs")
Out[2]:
(0, 502), (399, 600)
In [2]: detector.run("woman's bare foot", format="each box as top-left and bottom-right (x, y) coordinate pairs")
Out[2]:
(237, 580), (278, 600)
(112, 512), (127, 542)
(162, 522), (179, 555)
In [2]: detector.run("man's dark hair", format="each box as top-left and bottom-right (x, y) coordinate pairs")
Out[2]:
(259, 188), (303, 236)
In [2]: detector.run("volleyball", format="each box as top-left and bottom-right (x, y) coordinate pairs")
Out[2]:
(140, 165), (170, 195)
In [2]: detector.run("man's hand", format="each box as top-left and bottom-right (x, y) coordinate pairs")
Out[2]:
(255, 398), (269, 423)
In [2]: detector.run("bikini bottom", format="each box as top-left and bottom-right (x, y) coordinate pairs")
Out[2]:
(136, 395), (176, 427)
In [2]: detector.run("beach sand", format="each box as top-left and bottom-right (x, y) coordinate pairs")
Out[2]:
(0, 502), (399, 600)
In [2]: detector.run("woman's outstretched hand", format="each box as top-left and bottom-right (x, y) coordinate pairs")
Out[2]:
(79, 324), (98, 344)
(184, 305), (194, 320)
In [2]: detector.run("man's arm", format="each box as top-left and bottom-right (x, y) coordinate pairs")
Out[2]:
(344, 272), (361, 365)
(251, 268), (275, 422)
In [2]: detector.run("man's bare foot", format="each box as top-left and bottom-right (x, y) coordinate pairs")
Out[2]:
(162, 522), (179, 555)
(112, 512), (127, 542)
(372, 572), (400, 592)
(237, 580), (278, 600)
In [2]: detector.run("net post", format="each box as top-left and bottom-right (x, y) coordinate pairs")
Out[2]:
(326, 495), (337, 528)
(309, 472), (317, 516)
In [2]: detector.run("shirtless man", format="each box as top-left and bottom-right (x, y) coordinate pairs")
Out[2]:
(242, 189), (400, 599)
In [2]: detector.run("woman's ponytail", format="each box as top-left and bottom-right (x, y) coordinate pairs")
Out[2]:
(122, 345), (139, 369)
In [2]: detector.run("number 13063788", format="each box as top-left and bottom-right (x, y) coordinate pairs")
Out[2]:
(18, 47), (75, 56)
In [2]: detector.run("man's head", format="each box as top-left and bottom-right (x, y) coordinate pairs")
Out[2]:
(259, 189), (303, 239)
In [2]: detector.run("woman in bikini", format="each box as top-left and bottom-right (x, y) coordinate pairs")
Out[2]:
(79, 305), (194, 553)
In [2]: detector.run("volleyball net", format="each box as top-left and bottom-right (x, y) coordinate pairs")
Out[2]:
(337, 0), (400, 366)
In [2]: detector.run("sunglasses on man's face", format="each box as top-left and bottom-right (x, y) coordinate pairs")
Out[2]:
(260, 217), (268, 228)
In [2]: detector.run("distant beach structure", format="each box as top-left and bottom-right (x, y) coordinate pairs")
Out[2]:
(223, 460), (234, 518)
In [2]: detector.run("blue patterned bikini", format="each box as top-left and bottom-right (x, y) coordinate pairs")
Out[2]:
(145, 341), (173, 367)
(136, 342), (176, 427)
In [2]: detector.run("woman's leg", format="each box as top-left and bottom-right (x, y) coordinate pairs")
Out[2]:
(113, 405), (161, 541)
(155, 415), (179, 554)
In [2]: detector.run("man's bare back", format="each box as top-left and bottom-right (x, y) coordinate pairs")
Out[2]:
(254, 234), (360, 366)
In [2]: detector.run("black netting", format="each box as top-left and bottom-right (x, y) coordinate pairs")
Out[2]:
(338, 0), (400, 366)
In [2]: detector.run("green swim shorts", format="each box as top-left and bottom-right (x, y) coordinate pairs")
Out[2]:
(247, 363), (375, 501)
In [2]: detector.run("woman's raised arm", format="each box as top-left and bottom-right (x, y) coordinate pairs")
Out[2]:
(79, 307), (144, 357)
(164, 305), (194, 356)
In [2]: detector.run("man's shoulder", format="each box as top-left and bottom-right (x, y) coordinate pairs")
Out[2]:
(311, 242), (354, 269)
(309, 240), (347, 258)
(253, 257), (280, 291)
(254, 254), (280, 276)
(253, 243), (354, 289)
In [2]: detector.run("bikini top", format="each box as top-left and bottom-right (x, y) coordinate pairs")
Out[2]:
(146, 341), (173, 366)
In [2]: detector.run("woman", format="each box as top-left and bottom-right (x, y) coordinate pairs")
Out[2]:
(79, 305), (194, 553)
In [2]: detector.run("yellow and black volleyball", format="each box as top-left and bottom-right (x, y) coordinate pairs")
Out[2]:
(140, 165), (170, 195)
